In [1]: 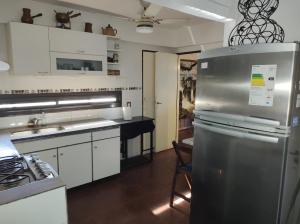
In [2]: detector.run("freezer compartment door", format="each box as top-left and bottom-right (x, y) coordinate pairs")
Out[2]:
(190, 122), (287, 224)
(196, 50), (297, 126)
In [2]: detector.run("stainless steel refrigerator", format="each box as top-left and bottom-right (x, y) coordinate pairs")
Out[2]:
(191, 43), (300, 224)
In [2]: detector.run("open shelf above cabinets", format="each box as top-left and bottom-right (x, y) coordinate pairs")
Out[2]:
(107, 37), (121, 76)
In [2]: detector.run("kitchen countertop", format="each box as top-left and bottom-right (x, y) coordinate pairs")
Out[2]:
(6, 116), (154, 142)
(9, 119), (119, 141)
(0, 116), (154, 205)
(0, 133), (19, 158)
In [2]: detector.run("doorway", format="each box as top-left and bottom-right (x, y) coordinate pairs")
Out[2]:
(178, 53), (199, 142)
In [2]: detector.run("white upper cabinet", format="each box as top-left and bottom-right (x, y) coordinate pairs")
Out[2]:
(49, 28), (107, 56)
(7, 22), (50, 75)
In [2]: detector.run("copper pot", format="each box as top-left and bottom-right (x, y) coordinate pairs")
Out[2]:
(21, 8), (42, 24)
(54, 10), (81, 24)
(85, 22), (93, 33)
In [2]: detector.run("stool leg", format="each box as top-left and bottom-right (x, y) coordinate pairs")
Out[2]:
(184, 174), (192, 190)
(150, 132), (153, 161)
(170, 167), (178, 208)
(140, 134), (144, 156)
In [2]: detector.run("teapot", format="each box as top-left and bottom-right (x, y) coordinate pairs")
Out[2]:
(21, 8), (42, 24)
(102, 24), (117, 36)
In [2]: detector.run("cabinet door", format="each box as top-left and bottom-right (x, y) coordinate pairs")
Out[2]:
(8, 22), (50, 75)
(58, 143), (92, 189)
(50, 52), (107, 75)
(35, 149), (58, 173)
(49, 28), (107, 56)
(93, 137), (120, 181)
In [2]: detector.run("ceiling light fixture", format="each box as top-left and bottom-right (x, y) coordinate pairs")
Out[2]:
(185, 5), (233, 22)
(58, 97), (117, 105)
(0, 61), (10, 71)
(0, 101), (56, 109)
(136, 20), (154, 34)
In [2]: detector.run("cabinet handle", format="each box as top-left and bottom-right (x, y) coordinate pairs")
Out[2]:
(60, 153), (63, 156)
(78, 50), (85, 54)
(38, 71), (49, 74)
(53, 154), (57, 158)
(79, 72), (86, 75)
(94, 146), (98, 149)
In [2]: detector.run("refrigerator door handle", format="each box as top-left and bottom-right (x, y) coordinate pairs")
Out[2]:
(193, 122), (279, 144)
(194, 110), (281, 127)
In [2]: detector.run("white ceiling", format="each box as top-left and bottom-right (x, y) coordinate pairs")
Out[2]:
(37, 0), (213, 29)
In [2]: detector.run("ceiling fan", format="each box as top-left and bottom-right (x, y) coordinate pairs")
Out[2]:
(117, 0), (188, 34)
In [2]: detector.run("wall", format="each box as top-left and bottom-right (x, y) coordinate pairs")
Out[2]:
(173, 21), (224, 52)
(146, 0), (232, 21)
(0, 0), (173, 157)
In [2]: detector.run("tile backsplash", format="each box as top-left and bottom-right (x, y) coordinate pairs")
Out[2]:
(4, 87), (142, 95)
(0, 107), (123, 129)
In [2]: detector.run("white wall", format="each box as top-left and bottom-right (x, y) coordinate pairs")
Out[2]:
(146, 0), (232, 21)
(174, 21), (224, 52)
(174, 21), (224, 48)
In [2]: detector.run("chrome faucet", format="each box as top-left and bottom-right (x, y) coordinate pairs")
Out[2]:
(28, 117), (43, 128)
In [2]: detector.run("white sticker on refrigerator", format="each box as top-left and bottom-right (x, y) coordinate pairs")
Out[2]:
(296, 94), (300, 108)
(249, 65), (277, 107)
(201, 62), (208, 69)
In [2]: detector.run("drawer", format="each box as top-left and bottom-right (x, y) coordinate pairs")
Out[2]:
(14, 133), (91, 154)
(92, 128), (120, 141)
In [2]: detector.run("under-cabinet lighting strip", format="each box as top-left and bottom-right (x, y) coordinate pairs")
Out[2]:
(58, 97), (117, 105)
(0, 97), (118, 109)
(0, 101), (56, 109)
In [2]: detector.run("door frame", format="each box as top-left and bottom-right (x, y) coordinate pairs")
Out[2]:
(142, 50), (157, 117)
(142, 50), (201, 143)
(177, 50), (201, 141)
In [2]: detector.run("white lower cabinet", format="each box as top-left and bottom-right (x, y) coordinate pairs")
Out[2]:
(14, 127), (121, 189)
(33, 149), (58, 173)
(58, 143), (92, 189)
(93, 137), (120, 181)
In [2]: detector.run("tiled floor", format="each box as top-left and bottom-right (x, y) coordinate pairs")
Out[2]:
(67, 149), (191, 224)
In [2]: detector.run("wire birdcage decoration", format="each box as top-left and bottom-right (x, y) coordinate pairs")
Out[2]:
(228, 0), (285, 46)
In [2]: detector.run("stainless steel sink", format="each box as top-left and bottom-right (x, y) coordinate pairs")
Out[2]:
(10, 120), (117, 140)
(11, 127), (61, 139)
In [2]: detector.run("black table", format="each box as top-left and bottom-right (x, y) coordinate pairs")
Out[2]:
(114, 116), (155, 167)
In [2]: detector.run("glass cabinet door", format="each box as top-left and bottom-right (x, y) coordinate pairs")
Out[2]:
(56, 58), (102, 72)
(51, 52), (107, 75)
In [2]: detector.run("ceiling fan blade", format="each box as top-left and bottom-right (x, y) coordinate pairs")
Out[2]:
(159, 18), (189, 24)
(113, 15), (137, 22)
(144, 3), (162, 17)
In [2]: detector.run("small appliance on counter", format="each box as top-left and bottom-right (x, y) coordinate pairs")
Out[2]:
(123, 101), (132, 120)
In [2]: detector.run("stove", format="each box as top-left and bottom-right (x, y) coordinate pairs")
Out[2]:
(0, 154), (56, 191)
